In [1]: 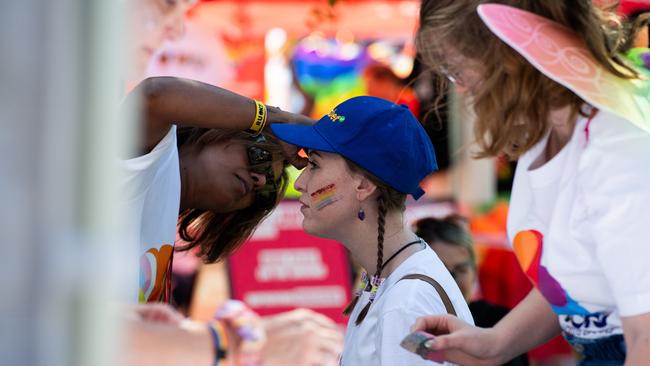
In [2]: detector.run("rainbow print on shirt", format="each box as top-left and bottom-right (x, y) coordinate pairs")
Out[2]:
(512, 230), (590, 315)
(139, 244), (174, 303)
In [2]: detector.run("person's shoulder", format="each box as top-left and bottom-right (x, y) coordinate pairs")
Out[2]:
(586, 109), (650, 148)
(579, 110), (650, 169)
(119, 125), (178, 198)
(122, 125), (177, 165)
(380, 272), (453, 317)
(576, 109), (650, 196)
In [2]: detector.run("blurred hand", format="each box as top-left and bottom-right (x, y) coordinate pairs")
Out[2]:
(214, 300), (266, 366)
(265, 106), (314, 169)
(260, 308), (343, 366)
(410, 315), (504, 366)
(278, 140), (308, 169)
(129, 303), (185, 326)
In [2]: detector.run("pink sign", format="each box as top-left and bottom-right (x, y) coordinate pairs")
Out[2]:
(228, 202), (353, 325)
(228, 200), (456, 325)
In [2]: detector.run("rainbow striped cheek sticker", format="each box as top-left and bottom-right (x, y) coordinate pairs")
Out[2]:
(311, 183), (340, 210)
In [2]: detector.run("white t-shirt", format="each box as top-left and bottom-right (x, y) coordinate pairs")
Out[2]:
(340, 245), (474, 366)
(507, 108), (650, 340)
(121, 125), (180, 303)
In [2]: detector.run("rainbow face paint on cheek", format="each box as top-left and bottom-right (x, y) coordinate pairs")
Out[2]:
(310, 183), (340, 210)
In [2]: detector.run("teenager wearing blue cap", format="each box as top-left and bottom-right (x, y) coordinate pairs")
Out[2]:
(271, 96), (474, 365)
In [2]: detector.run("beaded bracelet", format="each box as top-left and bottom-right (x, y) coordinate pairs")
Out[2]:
(207, 320), (228, 366)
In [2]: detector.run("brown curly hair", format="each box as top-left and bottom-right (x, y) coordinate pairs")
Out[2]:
(175, 127), (289, 263)
(416, 0), (646, 159)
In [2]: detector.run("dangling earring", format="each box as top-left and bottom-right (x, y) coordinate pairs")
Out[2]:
(357, 208), (366, 221)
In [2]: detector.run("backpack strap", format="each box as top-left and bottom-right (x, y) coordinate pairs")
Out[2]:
(399, 274), (457, 316)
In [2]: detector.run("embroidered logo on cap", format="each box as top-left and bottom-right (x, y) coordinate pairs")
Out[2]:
(327, 109), (346, 123)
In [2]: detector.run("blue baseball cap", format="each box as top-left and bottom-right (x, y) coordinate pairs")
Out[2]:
(270, 96), (438, 199)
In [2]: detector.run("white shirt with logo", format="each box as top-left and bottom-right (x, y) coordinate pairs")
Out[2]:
(507, 108), (650, 340)
(121, 125), (180, 303)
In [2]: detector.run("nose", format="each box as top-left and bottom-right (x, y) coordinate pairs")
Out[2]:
(163, 13), (186, 41)
(294, 170), (307, 193)
(250, 171), (267, 191)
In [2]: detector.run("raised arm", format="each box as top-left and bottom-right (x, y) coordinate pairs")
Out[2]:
(125, 76), (313, 160)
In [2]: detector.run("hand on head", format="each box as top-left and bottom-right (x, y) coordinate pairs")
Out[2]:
(277, 139), (308, 169)
(265, 106), (315, 169)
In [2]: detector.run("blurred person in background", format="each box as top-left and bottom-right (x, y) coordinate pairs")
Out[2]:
(362, 62), (421, 118)
(126, 0), (197, 87)
(620, 0), (650, 47)
(415, 216), (530, 366)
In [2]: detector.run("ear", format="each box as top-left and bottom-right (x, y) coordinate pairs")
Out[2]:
(354, 175), (378, 202)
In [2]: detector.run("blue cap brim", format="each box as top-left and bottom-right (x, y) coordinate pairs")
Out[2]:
(270, 123), (337, 154)
(412, 187), (426, 200)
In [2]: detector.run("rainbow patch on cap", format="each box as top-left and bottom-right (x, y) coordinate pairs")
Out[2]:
(327, 109), (346, 123)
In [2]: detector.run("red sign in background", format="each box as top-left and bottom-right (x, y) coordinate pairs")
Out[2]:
(228, 200), (456, 325)
(229, 230), (352, 325)
(228, 201), (353, 324)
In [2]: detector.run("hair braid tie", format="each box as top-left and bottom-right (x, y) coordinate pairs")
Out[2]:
(343, 272), (369, 316)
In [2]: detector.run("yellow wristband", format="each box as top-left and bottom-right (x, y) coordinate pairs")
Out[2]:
(247, 100), (267, 135)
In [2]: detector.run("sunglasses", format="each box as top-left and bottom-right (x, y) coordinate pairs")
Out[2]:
(247, 137), (280, 209)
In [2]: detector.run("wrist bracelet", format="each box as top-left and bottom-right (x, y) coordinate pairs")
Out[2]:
(247, 100), (267, 135)
(207, 321), (228, 365)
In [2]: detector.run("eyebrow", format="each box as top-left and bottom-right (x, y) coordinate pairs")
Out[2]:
(308, 150), (322, 159)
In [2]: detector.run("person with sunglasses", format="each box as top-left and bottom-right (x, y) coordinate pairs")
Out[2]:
(124, 76), (308, 304)
(121, 76), (343, 365)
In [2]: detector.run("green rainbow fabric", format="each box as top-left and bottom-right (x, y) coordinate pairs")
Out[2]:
(626, 48), (650, 70)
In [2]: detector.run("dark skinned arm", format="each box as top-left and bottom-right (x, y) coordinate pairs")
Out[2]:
(124, 76), (313, 167)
